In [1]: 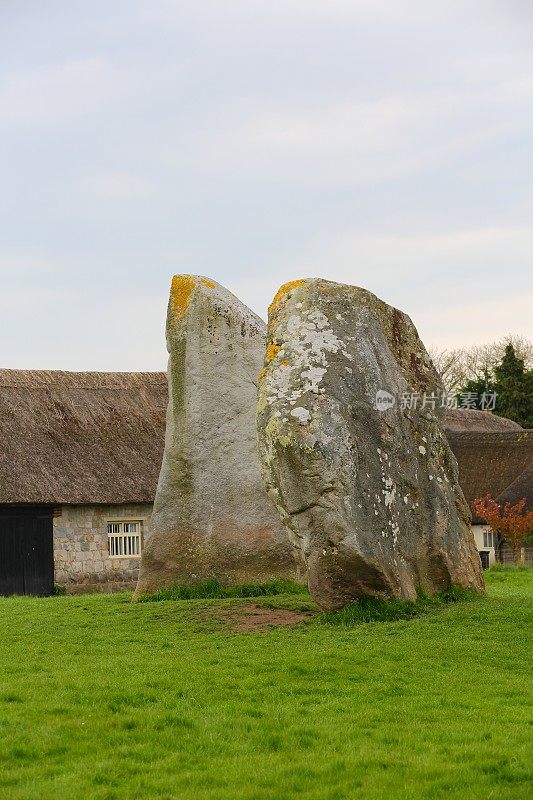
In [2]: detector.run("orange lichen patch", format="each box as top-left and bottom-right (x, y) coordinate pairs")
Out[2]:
(258, 367), (267, 382)
(200, 278), (216, 289)
(266, 342), (282, 363)
(265, 342), (281, 364)
(170, 275), (196, 318)
(268, 279), (306, 317)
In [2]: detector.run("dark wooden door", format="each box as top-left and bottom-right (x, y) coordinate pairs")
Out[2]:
(0, 507), (54, 596)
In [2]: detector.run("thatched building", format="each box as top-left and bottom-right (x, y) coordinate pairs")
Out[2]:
(0, 370), (531, 593)
(0, 370), (166, 593)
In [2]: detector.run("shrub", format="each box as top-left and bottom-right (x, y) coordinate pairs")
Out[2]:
(319, 586), (478, 626)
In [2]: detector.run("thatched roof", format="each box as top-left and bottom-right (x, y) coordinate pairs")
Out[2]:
(442, 411), (530, 522)
(1, 370), (531, 513)
(445, 429), (533, 521)
(496, 466), (533, 512)
(443, 409), (522, 433)
(0, 370), (167, 504)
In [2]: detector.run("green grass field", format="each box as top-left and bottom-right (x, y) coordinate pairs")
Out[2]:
(0, 569), (531, 800)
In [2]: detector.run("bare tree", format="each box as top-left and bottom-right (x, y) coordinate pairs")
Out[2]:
(427, 347), (467, 393)
(428, 335), (533, 393)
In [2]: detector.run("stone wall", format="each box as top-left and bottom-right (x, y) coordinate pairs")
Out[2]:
(53, 503), (154, 593)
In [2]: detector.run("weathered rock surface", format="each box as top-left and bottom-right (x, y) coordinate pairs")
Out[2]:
(135, 276), (301, 597)
(257, 279), (484, 610)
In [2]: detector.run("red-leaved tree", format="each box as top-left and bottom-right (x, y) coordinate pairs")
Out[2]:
(472, 496), (533, 564)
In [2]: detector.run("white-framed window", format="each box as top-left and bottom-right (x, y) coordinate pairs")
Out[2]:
(483, 530), (495, 548)
(107, 521), (142, 558)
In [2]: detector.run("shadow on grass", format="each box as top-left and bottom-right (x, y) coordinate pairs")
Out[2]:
(319, 586), (480, 626)
(137, 579), (308, 603)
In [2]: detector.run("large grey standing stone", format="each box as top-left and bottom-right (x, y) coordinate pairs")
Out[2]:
(134, 276), (301, 597)
(257, 279), (484, 610)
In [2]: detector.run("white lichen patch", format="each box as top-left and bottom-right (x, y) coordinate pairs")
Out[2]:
(382, 477), (396, 507)
(301, 366), (327, 394)
(290, 407), (311, 425)
(263, 307), (353, 406)
(419, 445), (426, 455)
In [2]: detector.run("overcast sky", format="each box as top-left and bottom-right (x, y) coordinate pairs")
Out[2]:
(1, 0), (532, 371)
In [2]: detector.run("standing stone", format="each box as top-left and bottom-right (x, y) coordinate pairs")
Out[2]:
(134, 276), (301, 597)
(257, 279), (484, 610)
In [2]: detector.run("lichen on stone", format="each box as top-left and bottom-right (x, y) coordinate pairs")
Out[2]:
(290, 407), (311, 425)
(268, 279), (307, 318)
(257, 277), (484, 610)
(170, 275), (197, 319)
(262, 303), (352, 408)
(266, 342), (282, 363)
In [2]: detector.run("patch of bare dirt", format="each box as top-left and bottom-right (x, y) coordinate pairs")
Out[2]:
(216, 604), (314, 633)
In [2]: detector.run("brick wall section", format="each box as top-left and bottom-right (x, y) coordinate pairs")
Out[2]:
(53, 503), (154, 593)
